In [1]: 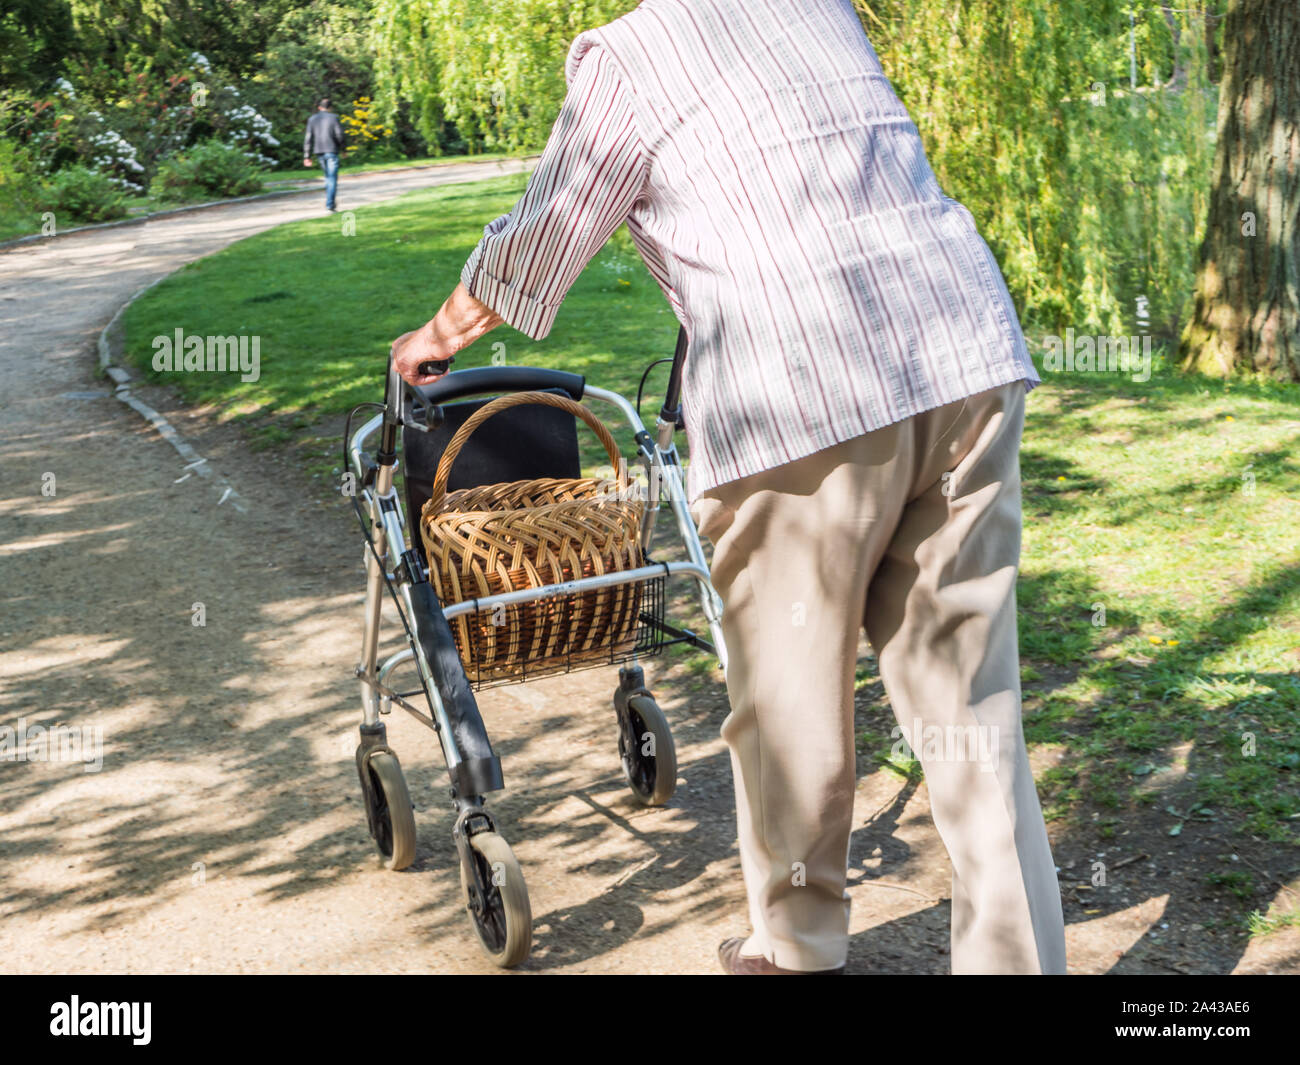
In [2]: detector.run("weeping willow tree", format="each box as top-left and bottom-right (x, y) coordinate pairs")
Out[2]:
(370, 0), (1222, 339)
(369, 0), (637, 154)
(855, 0), (1222, 337)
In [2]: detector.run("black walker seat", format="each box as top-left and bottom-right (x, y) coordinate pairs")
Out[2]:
(401, 390), (582, 569)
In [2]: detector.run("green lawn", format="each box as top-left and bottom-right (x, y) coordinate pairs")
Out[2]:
(267, 150), (530, 185)
(122, 174), (1300, 896)
(122, 173), (680, 473)
(0, 151), (533, 242)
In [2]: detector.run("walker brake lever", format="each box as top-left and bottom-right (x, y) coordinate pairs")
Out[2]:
(404, 359), (453, 432)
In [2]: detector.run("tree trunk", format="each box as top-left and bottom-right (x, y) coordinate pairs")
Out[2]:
(1205, 2), (1223, 84)
(1179, 0), (1299, 380)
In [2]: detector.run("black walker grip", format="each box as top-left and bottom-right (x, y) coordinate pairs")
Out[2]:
(403, 365), (585, 411)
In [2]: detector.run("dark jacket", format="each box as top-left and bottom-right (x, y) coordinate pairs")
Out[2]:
(303, 110), (345, 156)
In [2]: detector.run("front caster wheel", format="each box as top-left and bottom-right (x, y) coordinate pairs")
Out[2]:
(459, 831), (531, 968)
(619, 694), (677, 806)
(364, 751), (416, 871)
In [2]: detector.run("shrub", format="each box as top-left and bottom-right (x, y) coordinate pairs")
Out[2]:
(0, 138), (35, 211)
(339, 96), (400, 162)
(40, 165), (127, 223)
(150, 139), (264, 201)
(0, 137), (44, 236)
(19, 75), (151, 191)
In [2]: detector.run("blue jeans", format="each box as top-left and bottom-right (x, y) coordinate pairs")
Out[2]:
(319, 152), (339, 209)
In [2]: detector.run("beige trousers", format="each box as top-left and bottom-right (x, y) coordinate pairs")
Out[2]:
(689, 381), (1066, 974)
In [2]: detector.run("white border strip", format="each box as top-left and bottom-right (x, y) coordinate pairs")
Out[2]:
(97, 278), (247, 513)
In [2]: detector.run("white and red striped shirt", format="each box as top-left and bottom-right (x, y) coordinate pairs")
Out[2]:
(461, 0), (1040, 503)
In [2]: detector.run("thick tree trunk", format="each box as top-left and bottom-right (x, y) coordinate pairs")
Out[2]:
(1180, 0), (1299, 380)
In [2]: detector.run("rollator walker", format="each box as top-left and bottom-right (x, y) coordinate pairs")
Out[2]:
(344, 328), (728, 966)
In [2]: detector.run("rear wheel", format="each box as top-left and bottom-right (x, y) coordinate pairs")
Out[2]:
(365, 751), (416, 871)
(459, 830), (532, 968)
(619, 694), (677, 806)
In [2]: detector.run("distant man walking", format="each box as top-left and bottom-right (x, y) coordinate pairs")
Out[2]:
(303, 97), (345, 212)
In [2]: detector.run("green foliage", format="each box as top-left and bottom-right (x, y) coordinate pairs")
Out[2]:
(39, 164), (127, 222)
(856, 0), (1222, 337)
(370, 0), (639, 154)
(149, 139), (264, 201)
(240, 1), (383, 167)
(0, 0), (1227, 337)
(60, 0), (312, 77)
(16, 73), (154, 190)
(3, 52), (281, 190)
(0, 0), (77, 90)
(367, 0), (1221, 336)
(0, 137), (40, 230)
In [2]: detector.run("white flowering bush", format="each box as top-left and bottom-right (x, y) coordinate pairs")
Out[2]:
(16, 52), (285, 218)
(24, 107), (147, 193)
(87, 127), (146, 190)
(221, 103), (281, 168)
(186, 56), (280, 171)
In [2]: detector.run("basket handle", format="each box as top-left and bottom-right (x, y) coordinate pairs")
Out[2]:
(428, 390), (629, 512)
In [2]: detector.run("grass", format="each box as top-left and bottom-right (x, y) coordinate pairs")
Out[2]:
(121, 173), (1300, 866)
(0, 150), (534, 242)
(122, 172), (679, 478)
(1247, 905), (1300, 936)
(1012, 367), (1300, 845)
(0, 201), (53, 241)
(267, 150), (530, 185)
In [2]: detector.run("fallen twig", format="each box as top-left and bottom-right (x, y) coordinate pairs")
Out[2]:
(851, 878), (938, 903)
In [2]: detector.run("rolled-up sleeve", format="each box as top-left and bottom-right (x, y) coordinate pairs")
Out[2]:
(460, 39), (648, 340)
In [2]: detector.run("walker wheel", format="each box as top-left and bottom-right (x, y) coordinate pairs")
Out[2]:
(619, 694), (677, 806)
(364, 751), (417, 871)
(459, 831), (532, 968)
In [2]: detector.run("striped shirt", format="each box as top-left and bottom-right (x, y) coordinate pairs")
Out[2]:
(461, 0), (1040, 503)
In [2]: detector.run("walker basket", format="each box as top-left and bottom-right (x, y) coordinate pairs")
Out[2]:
(419, 390), (660, 687)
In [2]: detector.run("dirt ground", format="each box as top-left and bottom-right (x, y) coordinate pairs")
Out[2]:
(1, 161), (1296, 973)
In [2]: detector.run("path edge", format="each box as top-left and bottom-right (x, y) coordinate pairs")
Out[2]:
(0, 153), (541, 254)
(97, 267), (248, 513)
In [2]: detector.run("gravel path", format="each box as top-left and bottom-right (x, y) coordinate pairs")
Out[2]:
(1, 159), (1293, 974)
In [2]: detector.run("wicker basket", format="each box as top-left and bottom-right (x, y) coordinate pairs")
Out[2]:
(419, 390), (646, 685)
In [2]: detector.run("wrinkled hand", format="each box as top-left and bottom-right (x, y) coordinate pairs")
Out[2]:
(391, 283), (503, 386)
(391, 321), (456, 386)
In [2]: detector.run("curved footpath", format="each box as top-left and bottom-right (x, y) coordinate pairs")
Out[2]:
(0, 159), (1290, 974)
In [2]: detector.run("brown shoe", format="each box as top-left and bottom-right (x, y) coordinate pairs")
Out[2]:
(717, 937), (845, 975)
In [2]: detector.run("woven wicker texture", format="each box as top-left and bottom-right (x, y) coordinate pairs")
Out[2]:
(419, 391), (646, 683)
